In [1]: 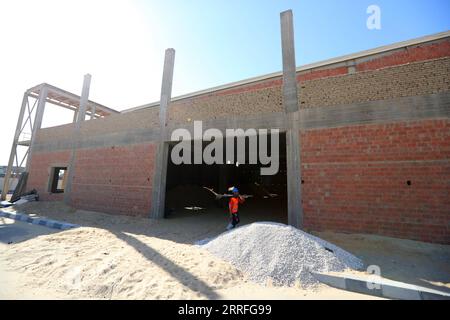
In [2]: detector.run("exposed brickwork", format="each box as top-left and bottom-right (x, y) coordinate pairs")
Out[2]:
(301, 119), (450, 243)
(35, 38), (450, 144)
(167, 38), (450, 124)
(215, 79), (282, 97)
(168, 57), (450, 124)
(79, 107), (160, 137)
(297, 66), (348, 82)
(168, 85), (284, 124)
(70, 143), (157, 217)
(26, 37), (450, 243)
(36, 107), (160, 145)
(300, 57), (450, 109)
(27, 150), (72, 201)
(175, 39), (450, 99)
(208, 63), (353, 97)
(357, 40), (450, 72)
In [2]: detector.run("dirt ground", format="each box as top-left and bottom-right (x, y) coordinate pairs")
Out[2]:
(314, 231), (450, 294)
(1, 201), (448, 299)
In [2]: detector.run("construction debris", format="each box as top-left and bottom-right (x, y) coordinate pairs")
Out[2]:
(253, 182), (278, 198)
(10, 172), (29, 203)
(203, 187), (254, 200)
(0, 189), (38, 207)
(0, 201), (13, 208)
(184, 206), (205, 211)
(199, 222), (363, 288)
(18, 191), (39, 202)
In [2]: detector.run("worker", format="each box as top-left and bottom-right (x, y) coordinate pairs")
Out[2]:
(227, 187), (245, 230)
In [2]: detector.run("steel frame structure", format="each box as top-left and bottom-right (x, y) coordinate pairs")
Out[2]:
(1, 82), (118, 200)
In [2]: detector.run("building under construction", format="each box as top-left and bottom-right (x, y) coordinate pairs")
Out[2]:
(2, 30), (449, 244)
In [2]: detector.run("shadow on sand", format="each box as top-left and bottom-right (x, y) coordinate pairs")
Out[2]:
(112, 230), (220, 299)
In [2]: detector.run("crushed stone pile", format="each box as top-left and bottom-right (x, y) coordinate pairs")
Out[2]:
(199, 222), (364, 288)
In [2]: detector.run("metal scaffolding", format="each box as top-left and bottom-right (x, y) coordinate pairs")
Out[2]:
(1, 82), (118, 201)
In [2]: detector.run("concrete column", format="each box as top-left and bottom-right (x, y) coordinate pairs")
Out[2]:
(64, 74), (92, 205)
(1, 93), (28, 200)
(90, 106), (96, 120)
(26, 85), (48, 172)
(280, 10), (303, 228)
(76, 74), (91, 124)
(72, 109), (78, 123)
(150, 48), (175, 219)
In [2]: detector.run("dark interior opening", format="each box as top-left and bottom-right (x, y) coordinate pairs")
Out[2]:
(50, 167), (67, 193)
(164, 132), (288, 224)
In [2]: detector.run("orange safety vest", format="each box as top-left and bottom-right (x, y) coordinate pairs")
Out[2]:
(229, 196), (244, 214)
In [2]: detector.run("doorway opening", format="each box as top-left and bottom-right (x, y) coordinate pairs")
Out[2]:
(164, 132), (287, 226)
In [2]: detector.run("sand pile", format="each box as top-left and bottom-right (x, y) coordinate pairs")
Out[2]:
(200, 222), (363, 288)
(0, 227), (244, 299)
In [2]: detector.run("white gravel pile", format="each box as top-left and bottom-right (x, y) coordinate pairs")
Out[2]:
(199, 222), (363, 288)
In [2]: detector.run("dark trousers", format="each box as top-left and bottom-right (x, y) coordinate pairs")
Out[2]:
(231, 212), (240, 228)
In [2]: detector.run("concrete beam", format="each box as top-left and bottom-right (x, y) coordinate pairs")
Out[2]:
(30, 92), (450, 154)
(150, 49), (176, 219)
(281, 10), (303, 228)
(64, 74), (92, 205)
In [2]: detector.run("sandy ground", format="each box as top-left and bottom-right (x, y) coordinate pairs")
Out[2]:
(3, 201), (443, 299)
(314, 231), (450, 294)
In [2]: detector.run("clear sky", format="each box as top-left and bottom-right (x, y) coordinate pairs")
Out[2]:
(0, 0), (449, 165)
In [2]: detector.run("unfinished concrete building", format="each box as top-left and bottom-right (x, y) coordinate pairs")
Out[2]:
(3, 30), (450, 244)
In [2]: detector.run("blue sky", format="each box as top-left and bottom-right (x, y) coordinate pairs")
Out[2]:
(0, 0), (449, 165)
(136, 0), (450, 96)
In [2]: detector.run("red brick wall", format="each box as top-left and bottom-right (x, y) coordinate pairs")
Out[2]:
(27, 150), (72, 201)
(28, 122), (449, 243)
(357, 40), (450, 72)
(69, 143), (157, 217)
(302, 119), (450, 243)
(201, 38), (450, 98)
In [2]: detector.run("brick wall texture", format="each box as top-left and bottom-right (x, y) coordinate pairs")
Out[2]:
(167, 40), (450, 125)
(301, 119), (450, 243)
(28, 143), (157, 216)
(27, 150), (72, 202)
(35, 38), (450, 143)
(28, 37), (450, 243)
(70, 143), (157, 216)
